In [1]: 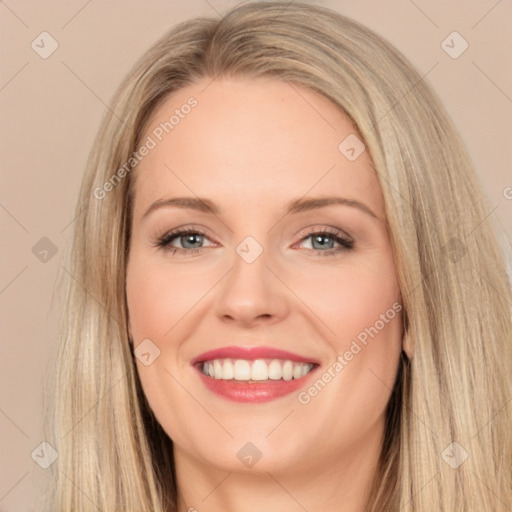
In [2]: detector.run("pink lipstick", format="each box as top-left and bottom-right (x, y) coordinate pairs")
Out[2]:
(192, 345), (319, 403)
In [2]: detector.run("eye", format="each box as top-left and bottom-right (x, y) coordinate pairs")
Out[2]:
(155, 226), (354, 256)
(155, 228), (215, 254)
(296, 228), (354, 255)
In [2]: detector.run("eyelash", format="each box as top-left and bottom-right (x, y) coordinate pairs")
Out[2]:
(155, 227), (354, 256)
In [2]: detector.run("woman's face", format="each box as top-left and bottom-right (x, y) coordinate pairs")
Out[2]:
(126, 76), (403, 477)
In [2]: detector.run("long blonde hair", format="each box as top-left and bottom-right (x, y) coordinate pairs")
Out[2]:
(43, 2), (512, 510)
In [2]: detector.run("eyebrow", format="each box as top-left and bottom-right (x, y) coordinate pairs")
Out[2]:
(142, 195), (378, 220)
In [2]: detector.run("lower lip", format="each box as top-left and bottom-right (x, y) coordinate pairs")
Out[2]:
(196, 367), (317, 403)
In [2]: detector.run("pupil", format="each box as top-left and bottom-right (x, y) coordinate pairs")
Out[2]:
(313, 234), (333, 249)
(184, 234), (201, 248)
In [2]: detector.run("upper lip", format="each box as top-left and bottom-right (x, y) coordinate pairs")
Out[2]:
(191, 346), (319, 365)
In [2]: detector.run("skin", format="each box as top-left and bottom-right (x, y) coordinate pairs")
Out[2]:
(126, 76), (403, 512)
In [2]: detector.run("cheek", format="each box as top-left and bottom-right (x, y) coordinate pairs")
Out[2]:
(289, 253), (401, 346)
(334, 268), (401, 347)
(293, 258), (403, 433)
(126, 253), (217, 342)
(290, 253), (403, 404)
(126, 254), (201, 441)
(126, 269), (173, 341)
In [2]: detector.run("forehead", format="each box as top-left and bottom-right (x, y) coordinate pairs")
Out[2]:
(132, 76), (384, 218)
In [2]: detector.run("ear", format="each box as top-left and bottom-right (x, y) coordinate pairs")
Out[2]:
(399, 301), (413, 359)
(402, 331), (414, 359)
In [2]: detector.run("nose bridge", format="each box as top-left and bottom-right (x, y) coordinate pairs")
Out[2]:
(214, 234), (288, 325)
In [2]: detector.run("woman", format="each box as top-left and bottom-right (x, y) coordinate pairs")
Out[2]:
(44, 1), (512, 510)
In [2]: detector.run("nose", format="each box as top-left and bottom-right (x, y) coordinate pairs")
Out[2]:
(214, 246), (290, 328)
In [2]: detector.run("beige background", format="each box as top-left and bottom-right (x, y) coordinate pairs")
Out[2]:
(0, 0), (510, 510)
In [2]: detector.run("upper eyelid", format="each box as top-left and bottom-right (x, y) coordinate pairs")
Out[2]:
(159, 226), (217, 243)
(161, 225), (349, 239)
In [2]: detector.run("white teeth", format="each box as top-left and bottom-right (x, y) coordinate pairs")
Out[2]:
(201, 358), (314, 381)
(251, 359), (268, 381)
(233, 359), (251, 381)
(214, 360), (223, 379)
(268, 360), (282, 380)
(282, 360), (293, 381)
(223, 360), (234, 380)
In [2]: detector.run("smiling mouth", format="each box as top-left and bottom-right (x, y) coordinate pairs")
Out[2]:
(199, 358), (316, 382)
(192, 345), (320, 402)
